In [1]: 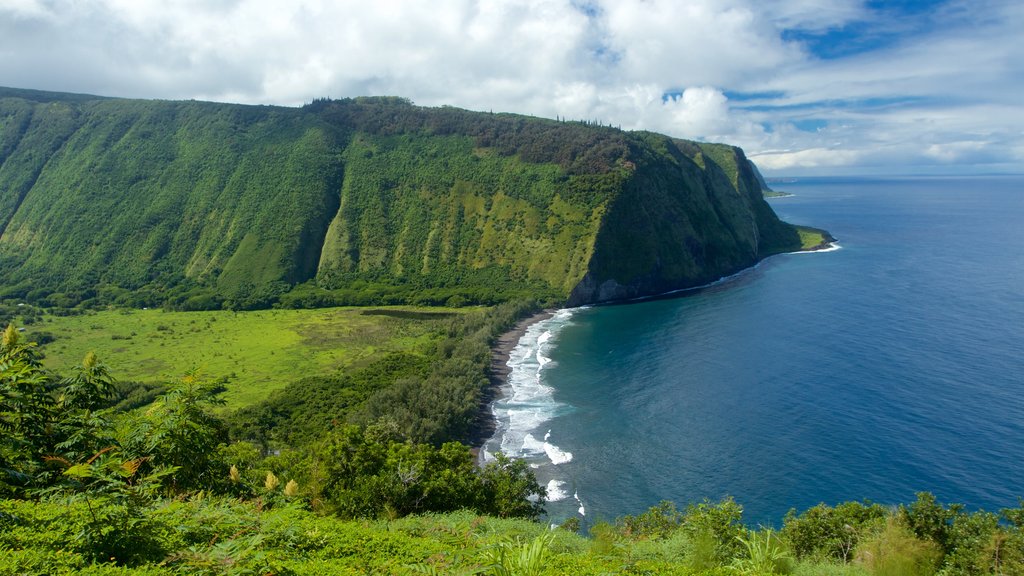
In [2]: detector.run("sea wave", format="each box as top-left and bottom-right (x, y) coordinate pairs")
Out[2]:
(486, 310), (575, 460)
(547, 479), (569, 502)
(791, 242), (842, 253)
(483, 309), (581, 518)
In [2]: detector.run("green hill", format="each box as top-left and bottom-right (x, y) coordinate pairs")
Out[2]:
(0, 87), (800, 308)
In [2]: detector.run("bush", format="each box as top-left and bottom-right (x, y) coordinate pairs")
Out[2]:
(854, 518), (940, 576)
(783, 501), (887, 562)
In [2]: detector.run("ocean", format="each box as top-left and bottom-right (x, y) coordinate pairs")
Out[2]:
(482, 175), (1024, 528)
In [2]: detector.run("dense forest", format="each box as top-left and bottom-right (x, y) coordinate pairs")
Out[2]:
(0, 87), (799, 311)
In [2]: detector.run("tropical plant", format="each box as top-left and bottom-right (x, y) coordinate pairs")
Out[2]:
(119, 370), (229, 492)
(783, 501), (887, 562)
(39, 447), (177, 565)
(732, 529), (795, 575)
(618, 500), (684, 539)
(854, 517), (940, 576)
(477, 453), (546, 520)
(0, 324), (54, 495)
(481, 532), (555, 576)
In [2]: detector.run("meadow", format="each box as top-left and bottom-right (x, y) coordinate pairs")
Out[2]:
(794, 225), (834, 250)
(30, 306), (461, 409)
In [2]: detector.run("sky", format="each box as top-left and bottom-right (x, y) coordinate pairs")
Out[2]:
(1, 0), (1021, 175)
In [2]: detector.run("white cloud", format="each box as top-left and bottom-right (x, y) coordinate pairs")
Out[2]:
(0, 0), (50, 18)
(751, 148), (862, 170)
(0, 0), (1021, 174)
(597, 0), (800, 88)
(759, 0), (865, 32)
(654, 87), (767, 143)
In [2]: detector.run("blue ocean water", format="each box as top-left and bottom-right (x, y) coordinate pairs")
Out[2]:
(484, 175), (1024, 527)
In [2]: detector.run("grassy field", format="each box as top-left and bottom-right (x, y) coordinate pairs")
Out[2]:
(795, 225), (833, 250)
(30, 306), (463, 409)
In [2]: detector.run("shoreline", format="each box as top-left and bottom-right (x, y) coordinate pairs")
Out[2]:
(468, 309), (556, 453)
(468, 227), (838, 453)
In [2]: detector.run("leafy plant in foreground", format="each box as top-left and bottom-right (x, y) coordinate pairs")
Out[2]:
(854, 517), (940, 576)
(119, 370), (229, 493)
(481, 532), (555, 576)
(731, 529), (795, 575)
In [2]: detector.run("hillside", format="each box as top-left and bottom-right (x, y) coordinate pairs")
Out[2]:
(0, 87), (800, 309)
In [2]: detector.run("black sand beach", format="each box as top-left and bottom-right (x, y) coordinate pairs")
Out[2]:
(468, 309), (555, 453)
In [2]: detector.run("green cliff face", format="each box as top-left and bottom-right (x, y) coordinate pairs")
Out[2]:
(0, 87), (800, 307)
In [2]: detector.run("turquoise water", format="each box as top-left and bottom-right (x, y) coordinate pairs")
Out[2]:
(484, 176), (1024, 527)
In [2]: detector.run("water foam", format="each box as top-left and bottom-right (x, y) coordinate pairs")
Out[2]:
(546, 479), (569, 502)
(545, 443), (573, 465)
(791, 242), (842, 253)
(542, 429), (573, 464)
(484, 309), (579, 520)
(486, 310), (575, 460)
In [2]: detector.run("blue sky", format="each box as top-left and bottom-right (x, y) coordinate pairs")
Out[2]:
(1, 0), (1020, 175)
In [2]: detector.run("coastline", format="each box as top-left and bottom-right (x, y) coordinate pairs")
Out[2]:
(468, 225), (837, 453)
(796, 225), (838, 252)
(469, 309), (556, 453)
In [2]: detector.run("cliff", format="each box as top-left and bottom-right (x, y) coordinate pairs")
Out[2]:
(0, 87), (801, 308)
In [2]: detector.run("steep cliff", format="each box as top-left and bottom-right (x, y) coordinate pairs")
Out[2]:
(0, 87), (801, 308)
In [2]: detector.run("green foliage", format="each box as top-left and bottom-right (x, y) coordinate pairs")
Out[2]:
(618, 500), (684, 540)
(106, 381), (168, 412)
(227, 301), (535, 449)
(480, 532), (555, 575)
(302, 425), (544, 521)
(794, 226), (835, 251)
(0, 325), (53, 491)
(579, 498), (752, 571)
(0, 88), (804, 310)
(59, 351), (116, 412)
(476, 454), (546, 521)
(731, 529), (795, 575)
(2, 491), (1024, 575)
(791, 561), (869, 576)
(854, 517), (941, 576)
(47, 457), (176, 565)
(782, 501), (888, 562)
(680, 498), (750, 563)
(37, 305), (458, 410)
(684, 527), (727, 572)
(573, 134), (800, 304)
(118, 371), (229, 492)
(896, 493), (1024, 576)
(228, 351), (433, 449)
(0, 316), (555, 571)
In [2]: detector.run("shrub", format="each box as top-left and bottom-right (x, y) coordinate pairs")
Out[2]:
(854, 517), (940, 576)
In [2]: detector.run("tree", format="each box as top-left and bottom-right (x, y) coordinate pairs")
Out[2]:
(0, 324), (54, 495)
(478, 453), (546, 520)
(119, 370), (228, 492)
(53, 352), (119, 464)
(59, 351), (116, 412)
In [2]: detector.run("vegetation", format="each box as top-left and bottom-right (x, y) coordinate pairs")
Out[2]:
(12, 86), (992, 575)
(228, 300), (539, 448)
(0, 87), (802, 310)
(15, 298), (536, 449)
(0, 317), (549, 573)
(3, 311), (1023, 574)
(29, 306), (461, 409)
(795, 226), (836, 251)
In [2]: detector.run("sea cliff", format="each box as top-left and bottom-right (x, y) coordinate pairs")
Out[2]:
(0, 87), (801, 308)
